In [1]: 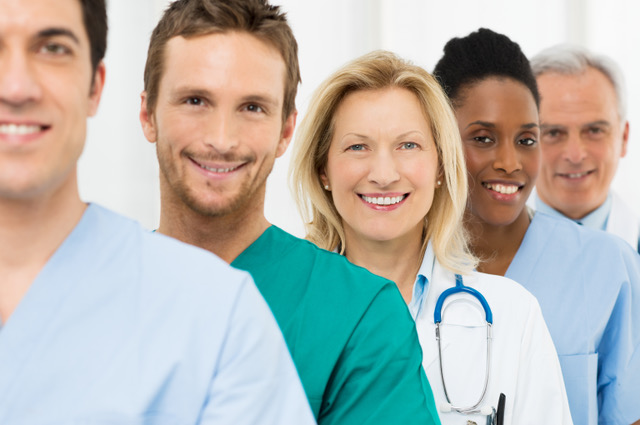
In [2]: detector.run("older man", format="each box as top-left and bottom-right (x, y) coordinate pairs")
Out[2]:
(530, 45), (639, 252)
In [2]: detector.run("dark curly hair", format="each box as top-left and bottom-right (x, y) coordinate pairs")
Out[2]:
(433, 28), (539, 108)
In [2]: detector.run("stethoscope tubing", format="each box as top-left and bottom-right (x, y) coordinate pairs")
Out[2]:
(434, 274), (494, 415)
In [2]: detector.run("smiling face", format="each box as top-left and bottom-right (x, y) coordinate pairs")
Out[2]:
(0, 0), (104, 201)
(536, 67), (628, 220)
(140, 31), (295, 218)
(456, 77), (540, 227)
(321, 87), (440, 247)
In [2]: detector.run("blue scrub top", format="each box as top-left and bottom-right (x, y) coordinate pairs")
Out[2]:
(0, 204), (314, 424)
(506, 211), (640, 425)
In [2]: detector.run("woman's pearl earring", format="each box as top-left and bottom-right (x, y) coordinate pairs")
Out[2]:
(436, 180), (442, 187)
(324, 185), (330, 190)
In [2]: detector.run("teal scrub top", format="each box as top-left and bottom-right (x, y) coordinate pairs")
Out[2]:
(232, 226), (441, 425)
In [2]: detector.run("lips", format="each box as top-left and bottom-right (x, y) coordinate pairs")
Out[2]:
(481, 182), (522, 195)
(360, 194), (407, 206)
(189, 156), (245, 174)
(557, 170), (595, 179)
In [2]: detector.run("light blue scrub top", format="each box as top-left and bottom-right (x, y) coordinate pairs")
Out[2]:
(506, 211), (640, 425)
(0, 204), (315, 424)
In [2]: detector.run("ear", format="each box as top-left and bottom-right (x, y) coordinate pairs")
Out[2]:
(88, 61), (106, 117)
(621, 120), (629, 158)
(319, 169), (330, 190)
(276, 110), (297, 158)
(139, 91), (157, 143)
(436, 162), (444, 188)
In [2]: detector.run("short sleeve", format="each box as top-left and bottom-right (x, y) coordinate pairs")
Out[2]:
(317, 283), (441, 425)
(198, 274), (315, 425)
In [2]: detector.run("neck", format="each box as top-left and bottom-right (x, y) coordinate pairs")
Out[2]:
(344, 229), (424, 303)
(158, 186), (270, 264)
(465, 208), (530, 276)
(0, 174), (85, 322)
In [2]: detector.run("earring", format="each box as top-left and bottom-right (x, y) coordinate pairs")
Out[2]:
(436, 180), (442, 187)
(324, 185), (330, 190)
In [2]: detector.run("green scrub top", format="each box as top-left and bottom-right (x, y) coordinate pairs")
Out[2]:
(232, 226), (440, 425)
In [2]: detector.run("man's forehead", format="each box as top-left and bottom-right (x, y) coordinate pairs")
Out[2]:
(161, 32), (286, 102)
(539, 69), (619, 116)
(0, 0), (86, 38)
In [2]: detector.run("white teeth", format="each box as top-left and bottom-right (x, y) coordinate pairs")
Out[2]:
(362, 195), (405, 205)
(199, 163), (239, 173)
(566, 172), (589, 179)
(484, 183), (519, 195)
(0, 123), (42, 135)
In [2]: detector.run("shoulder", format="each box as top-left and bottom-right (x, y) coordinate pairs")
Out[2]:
(533, 211), (634, 255)
(240, 226), (393, 295)
(463, 270), (540, 311)
(90, 204), (252, 303)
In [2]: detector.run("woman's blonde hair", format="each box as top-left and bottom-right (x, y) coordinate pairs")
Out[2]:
(289, 50), (477, 274)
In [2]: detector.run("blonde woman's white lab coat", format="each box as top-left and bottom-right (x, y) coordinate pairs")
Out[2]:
(411, 243), (573, 425)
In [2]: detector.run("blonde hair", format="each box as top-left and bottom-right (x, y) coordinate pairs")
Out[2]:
(290, 50), (477, 274)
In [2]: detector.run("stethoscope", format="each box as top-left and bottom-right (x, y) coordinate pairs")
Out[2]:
(434, 274), (504, 425)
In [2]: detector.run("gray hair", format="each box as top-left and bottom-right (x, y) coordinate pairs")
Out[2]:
(530, 44), (627, 122)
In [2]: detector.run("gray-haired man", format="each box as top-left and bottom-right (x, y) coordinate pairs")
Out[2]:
(530, 45), (639, 252)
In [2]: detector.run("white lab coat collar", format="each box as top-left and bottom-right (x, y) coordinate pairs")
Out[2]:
(607, 191), (640, 252)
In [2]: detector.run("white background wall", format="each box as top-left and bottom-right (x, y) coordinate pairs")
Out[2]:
(81, 0), (640, 236)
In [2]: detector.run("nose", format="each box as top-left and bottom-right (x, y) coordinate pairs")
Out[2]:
(562, 132), (586, 164)
(493, 141), (522, 174)
(367, 150), (400, 187)
(203, 110), (239, 154)
(0, 49), (42, 108)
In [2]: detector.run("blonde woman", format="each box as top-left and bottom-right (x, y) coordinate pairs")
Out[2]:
(290, 51), (572, 425)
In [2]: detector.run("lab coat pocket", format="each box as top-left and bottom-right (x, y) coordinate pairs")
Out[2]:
(558, 352), (598, 425)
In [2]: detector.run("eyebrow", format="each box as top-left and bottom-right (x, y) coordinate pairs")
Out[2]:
(540, 120), (611, 130)
(465, 120), (538, 130)
(583, 120), (611, 128)
(341, 130), (425, 141)
(169, 87), (279, 108)
(241, 94), (279, 109)
(37, 28), (80, 45)
(540, 123), (566, 130)
(465, 120), (495, 129)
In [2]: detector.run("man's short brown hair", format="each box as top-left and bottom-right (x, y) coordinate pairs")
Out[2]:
(143, 0), (300, 120)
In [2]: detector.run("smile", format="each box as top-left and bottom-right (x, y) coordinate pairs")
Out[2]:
(558, 170), (594, 179)
(197, 163), (240, 173)
(360, 194), (407, 206)
(482, 182), (521, 195)
(0, 123), (44, 135)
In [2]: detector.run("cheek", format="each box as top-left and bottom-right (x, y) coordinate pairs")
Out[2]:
(523, 150), (541, 178)
(540, 144), (560, 165)
(463, 150), (484, 179)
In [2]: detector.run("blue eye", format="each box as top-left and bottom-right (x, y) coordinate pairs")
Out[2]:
(401, 142), (418, 150)
(348, 144), (365, 151)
